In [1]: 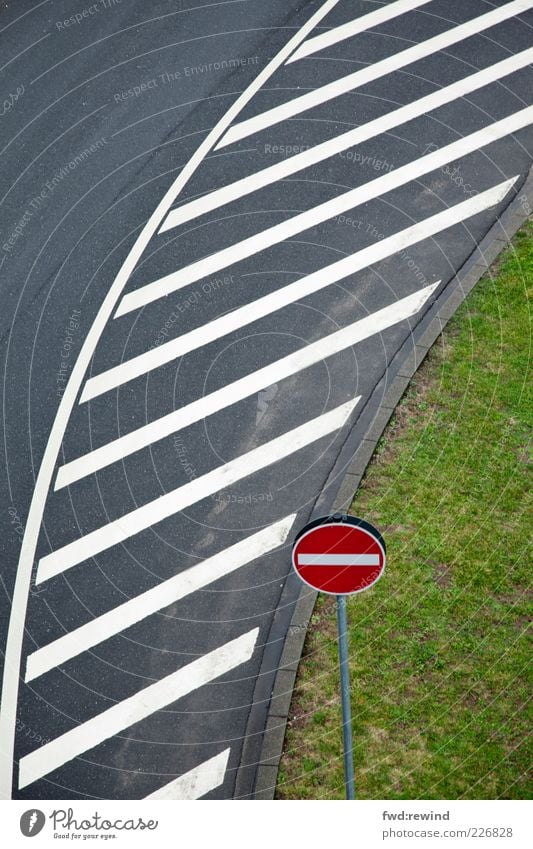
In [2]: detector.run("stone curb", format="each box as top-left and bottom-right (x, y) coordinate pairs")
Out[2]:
(239, 167), (533, 800)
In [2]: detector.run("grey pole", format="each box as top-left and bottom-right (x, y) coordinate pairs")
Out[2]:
(336, 594), (355, 799)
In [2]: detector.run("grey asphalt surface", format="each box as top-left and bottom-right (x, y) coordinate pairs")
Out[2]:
(1, 0), (532, 799)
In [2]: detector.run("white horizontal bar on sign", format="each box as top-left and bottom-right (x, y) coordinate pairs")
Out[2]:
(217, 0), (533, 148)
(63, 281), (443, 488)
(287, 0), (431, 64)
(38, 399), (359, 584)
(18, 628), (259, 790)
(80, 177), (517, 407)
(26, 516), (296, 681)
(298, 554), (381, 566)
(146, 749), (231, 799)
(160, 48), (533, 231)
(115, 105), (532, 319)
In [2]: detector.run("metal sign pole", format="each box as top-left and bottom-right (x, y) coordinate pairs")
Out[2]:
(336, 594), (355, 799)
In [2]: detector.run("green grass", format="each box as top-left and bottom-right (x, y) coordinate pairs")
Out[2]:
(277, 222), (532, 800)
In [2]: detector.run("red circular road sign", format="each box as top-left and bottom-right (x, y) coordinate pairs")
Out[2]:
(292, 515), (386, 595)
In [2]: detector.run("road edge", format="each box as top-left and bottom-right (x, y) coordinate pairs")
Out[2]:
(247, 166), (533, 800)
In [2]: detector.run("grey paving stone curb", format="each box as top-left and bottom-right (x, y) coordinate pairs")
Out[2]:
(240, 168), (533, 801)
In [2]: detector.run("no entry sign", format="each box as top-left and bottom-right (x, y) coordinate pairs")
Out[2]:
(292, 515), (386, 595)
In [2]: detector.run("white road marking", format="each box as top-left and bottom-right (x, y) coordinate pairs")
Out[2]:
(217, 0), (533, 148)
(145, 749), (231, 799)
(116, 98), (532, 317)
(81, 176), (517, 404)
(297, 554), (380, 566)
(26, 516), (296, 681)
(287, 0), (431, 64)
(18, 629), (259, 789)
(3, 0), (527, 802)
(62, 281), (444, 488)
(0, 0), (341, 798)
(38, 399), (359, 584)
(160, 48), (533, 231)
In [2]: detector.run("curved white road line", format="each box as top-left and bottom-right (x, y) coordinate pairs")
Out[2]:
(0, 0), (342, 799)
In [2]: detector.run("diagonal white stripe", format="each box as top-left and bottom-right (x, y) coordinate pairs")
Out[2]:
(82, 177), (516, 405)
(145, 749), (231, 799)
(38, 399), (359, 584)
(84, 174), (517, 409)
(287, 0), (431, 64)
(26, 516), (296, 681)
(18, 629), (259, 790)
(160, 48), (533, 231)
(0, 0), (343, 800)
(217, 0), (533, 148)
(115, 105), (532, 318)
(63, 280), (444, 487)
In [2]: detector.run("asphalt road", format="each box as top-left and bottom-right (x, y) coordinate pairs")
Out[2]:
(1, 0), (532, 800)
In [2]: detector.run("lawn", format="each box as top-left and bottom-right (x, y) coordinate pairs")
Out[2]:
(276, 222), (532, 800)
